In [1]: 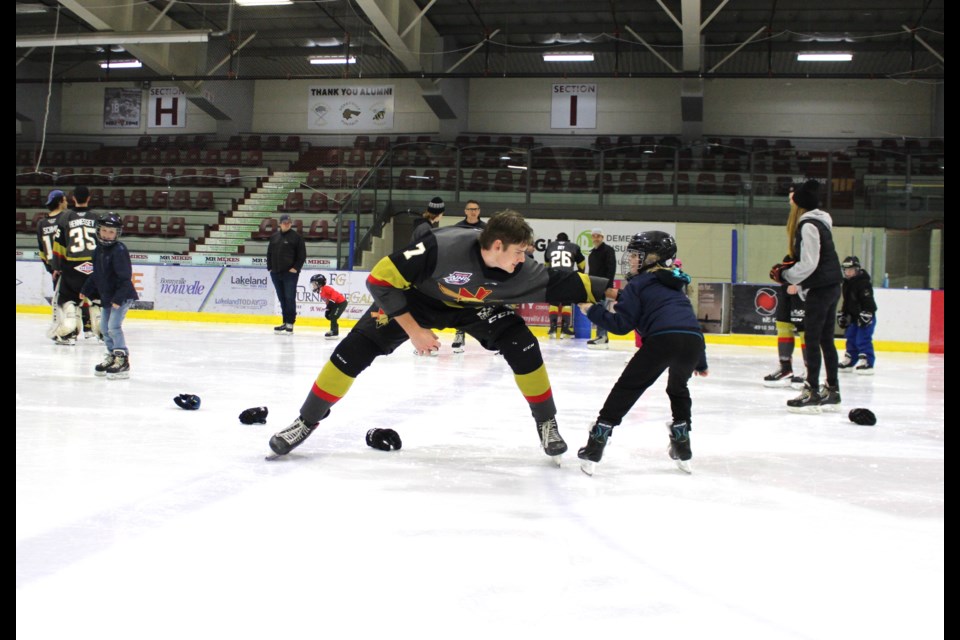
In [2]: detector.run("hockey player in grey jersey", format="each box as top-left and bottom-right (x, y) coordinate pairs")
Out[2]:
(268, 210), (611, 461)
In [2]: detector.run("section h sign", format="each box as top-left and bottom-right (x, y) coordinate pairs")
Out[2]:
(551, 83), (597, 129)
(149, 87), (187, 128)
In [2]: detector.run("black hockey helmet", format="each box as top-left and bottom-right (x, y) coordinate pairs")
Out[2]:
(96, 212), (123, 246)
(622, 231), (677, 279)
(310, 273), (327, 292)
(841, 255), (861, 270)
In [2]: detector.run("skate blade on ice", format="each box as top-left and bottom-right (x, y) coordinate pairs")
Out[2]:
(579, 459), (596, 476)
(676, 459), (692, 474)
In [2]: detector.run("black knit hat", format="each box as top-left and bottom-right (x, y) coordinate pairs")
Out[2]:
(792, 179), (821, 210)
(427, 196), (445, 215)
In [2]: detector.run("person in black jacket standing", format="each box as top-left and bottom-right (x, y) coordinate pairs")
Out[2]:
(450, 200), (485, 352)
(837, 255), (878, 375)
(267, 213), (307, 334)
(410, 197), (445, 243)
(587, 228), (617, 348)
(770, 180), (843, 413)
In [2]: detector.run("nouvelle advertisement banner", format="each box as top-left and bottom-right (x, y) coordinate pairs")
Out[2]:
(17, 261), (374, 320)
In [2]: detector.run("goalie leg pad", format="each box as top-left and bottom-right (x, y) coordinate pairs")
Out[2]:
(88, 303), (103, 339)
(57, 302), (79, 337)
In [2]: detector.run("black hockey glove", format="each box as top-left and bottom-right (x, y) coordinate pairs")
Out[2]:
(849, 408), (877, 426)
(366, 428), (402, 451)
(324, 304), (333, 320)
(857, 311), (874, 327)
(239, 406), (269, 424)
(837, 312), (850, 329)
(174, 394), (201, 410)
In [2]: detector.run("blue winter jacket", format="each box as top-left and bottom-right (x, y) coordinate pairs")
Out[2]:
(80, 241), (139, 306)
(586, 268), (707, 370)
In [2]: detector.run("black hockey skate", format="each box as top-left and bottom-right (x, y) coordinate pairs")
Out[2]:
(105, 350), (130, 380)
(536, 417), (567, 464)
(452, 330), (466, 353)
(667, 420), (693, 474)
(818, 384), (842, 412)
(854, 357), (874, 376)
(94, 351), (115, 377)
(787, 382), (822, 414)
(325, 330), (340, 340)
(763, 363), (794, 387)
(268, 417), (319, 456)
(578, 420), (614, 476)
(273, 324), (287, 334)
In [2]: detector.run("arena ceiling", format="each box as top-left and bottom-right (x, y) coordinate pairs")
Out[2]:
(16, 0), (944, 83)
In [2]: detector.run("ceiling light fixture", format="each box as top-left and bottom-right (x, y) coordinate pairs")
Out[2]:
(235, 0), (293, 7)
(507, 164), (528, 171)
(309, 55), (357, 65)
(99, 60), (143, 69)
(797, 52), (853, 62)
(543, 52), (594, 62)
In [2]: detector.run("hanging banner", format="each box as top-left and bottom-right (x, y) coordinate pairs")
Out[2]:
(148, 87), (187, 128)
(551, 83), (597, 129)
(307, 85), (394, 130)
(103, 88), (142, 129)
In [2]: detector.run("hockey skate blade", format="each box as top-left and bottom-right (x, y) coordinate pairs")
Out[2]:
(762, 379), (792, 389)
(265, 452), (289, 461)
(547, 453), (563, 467)
(579, 459), (596, 476)
(786, 405), (822, 415)
(676, 459), (692, 474)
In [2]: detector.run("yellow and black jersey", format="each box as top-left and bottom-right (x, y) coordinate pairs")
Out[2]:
(366, 227), (606, 318)
(53, 208), (98, 273)
(36, 212), (63, 273)
(543, 239), (586, 273)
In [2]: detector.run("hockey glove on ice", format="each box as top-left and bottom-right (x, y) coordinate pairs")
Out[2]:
(769, 256), (796, 284)
(239, 406), (269, 424)
(837, 312), (850, 329)
(857, 311), (874, 327)
(849, 408), (877, 426)
(366, 428), (402, 451)
(174, 394), (201, 410)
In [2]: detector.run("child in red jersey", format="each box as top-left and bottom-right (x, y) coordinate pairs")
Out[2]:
(310, 274), (348, 339)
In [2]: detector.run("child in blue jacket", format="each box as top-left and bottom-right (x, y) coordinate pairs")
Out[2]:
(577, 231), (708, 475)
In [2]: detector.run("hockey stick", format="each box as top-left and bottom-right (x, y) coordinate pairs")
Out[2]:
(45, 275), (62, 340)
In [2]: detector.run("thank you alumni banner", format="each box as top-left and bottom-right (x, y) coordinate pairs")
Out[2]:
(307, 85), (395, 130)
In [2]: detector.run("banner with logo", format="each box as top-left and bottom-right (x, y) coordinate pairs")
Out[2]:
(307, 85), (394, 131)
(297, 269), (375, 320)
(730, 283), (780, 335)
(201, 269), (274, 315)
(154, 267), (222, 311)
(523, 219), (676, 279)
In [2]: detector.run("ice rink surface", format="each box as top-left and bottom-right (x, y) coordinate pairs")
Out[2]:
(16, 313), (943, 640)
